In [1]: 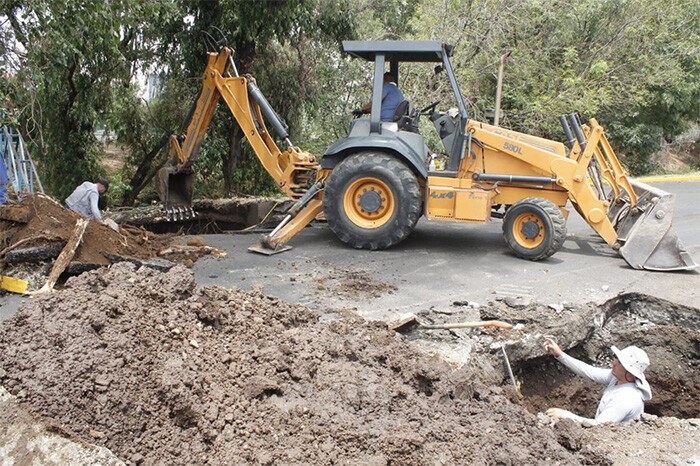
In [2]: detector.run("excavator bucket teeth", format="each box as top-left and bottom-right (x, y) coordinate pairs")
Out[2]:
(614, 179), (697, 271)
(157, 166), (195, 220)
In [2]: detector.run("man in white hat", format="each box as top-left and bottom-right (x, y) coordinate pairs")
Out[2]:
(542, 338), (652, 425)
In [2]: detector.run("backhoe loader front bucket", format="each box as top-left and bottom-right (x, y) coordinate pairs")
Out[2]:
(157, 165), (196, 221)
(611, 179), (697, 271)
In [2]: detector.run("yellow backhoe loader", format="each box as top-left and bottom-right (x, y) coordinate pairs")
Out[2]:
(158, 40), (696, 271)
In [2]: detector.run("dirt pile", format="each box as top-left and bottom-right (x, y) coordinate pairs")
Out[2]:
(0, 194), (173, 264)
(0, 195), (222, 288)
(0, 263), (590, 465)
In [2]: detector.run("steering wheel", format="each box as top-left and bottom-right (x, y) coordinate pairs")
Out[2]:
(419, 100), (441, 115)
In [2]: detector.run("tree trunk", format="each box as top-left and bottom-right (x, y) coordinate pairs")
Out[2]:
(122, 132), (171, 206)
(223, 123), (243, 195)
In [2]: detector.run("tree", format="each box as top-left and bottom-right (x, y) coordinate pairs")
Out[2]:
(409, 0), (700, 173)
(109, 0), (360, 204)
(2, 0), (171, 200)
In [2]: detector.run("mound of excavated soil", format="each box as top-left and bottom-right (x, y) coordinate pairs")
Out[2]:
(0, 263), (587, 465)
(0, 195), (222, 289)
(0, 194), (175, 265)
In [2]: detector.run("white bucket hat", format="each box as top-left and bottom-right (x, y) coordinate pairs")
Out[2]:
(612, 345), (652, 400)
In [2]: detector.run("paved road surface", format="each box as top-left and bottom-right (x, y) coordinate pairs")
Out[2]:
(193, 180), (699, 322)
(1, 180), (697, 323)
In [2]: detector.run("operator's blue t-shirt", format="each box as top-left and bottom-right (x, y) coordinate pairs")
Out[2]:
(381, 82), (404, 121)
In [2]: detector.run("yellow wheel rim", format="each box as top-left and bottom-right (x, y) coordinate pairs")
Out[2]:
(343, 177), (395, 228)
(512, 212), (545, 248)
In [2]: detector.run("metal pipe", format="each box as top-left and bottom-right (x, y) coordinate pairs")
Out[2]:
(501, 345), (519, 393)
(247, 81), (290, 141)
(472, 173), (555, 184)
(494, 51), (510, 127)
(370, 53), (385, 134)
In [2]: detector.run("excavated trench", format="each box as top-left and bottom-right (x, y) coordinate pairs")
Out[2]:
(109, 198), (290, 235)
(513, 294), (700, 419)
(0, 259), (697, 463)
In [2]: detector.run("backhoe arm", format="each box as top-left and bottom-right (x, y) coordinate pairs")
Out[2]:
(158, 47), (321, 225)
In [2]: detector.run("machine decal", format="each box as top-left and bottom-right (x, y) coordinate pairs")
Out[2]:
(430, 191), (455, 199)
(503, 142), (522, 155)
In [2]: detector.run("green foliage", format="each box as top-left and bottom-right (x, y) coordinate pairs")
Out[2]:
(409, 0), (700, 168)
(2, 0), (698, 206)
(1, 0), (172, 200)
(0, 72), (21, 128)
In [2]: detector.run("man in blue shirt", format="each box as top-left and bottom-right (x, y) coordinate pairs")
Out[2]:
(353, 72), (404, 122)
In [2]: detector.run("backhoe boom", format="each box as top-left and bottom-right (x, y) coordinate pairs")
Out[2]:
(158, 47), (320, 224)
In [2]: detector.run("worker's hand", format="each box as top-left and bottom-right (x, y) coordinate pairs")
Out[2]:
(544, 338), (563, 357)
(351, 108), (364, 117)
(545, 408), (566, 419)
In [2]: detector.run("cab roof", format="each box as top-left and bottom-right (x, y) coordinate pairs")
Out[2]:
(340, 40), (454, 63)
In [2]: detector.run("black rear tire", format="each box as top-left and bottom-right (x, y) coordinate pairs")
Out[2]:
(323, 151), (422, 249)
(502, 197), (567, 261)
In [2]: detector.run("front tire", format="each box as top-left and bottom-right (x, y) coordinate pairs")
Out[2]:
(502, 197), (566, 261)
(323, 151), (422, 250)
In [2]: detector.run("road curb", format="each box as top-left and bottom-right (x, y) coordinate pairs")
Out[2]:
(636, 174), (700, 183)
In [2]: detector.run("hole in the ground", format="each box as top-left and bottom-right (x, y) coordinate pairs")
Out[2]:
(111, 198), (291, 235)
(144, 218), (251, 235)
(515, 293), (699, 420)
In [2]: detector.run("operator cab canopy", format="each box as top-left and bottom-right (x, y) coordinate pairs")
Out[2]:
(340, 40), (454, 63)
(340, 40), (468, 133)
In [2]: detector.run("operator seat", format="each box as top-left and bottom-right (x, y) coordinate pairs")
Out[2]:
(392, 100), (419, 133)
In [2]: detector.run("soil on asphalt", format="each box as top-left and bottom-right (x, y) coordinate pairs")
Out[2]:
(0, 263), (698, 465)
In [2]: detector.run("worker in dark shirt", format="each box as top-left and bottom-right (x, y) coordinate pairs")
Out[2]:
(352, 72), (404, 122)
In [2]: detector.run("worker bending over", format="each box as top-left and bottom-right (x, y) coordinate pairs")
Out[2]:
(65, 180), (109, 222)
(543, 338), (652, 426)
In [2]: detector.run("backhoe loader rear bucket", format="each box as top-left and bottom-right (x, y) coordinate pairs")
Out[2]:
(611, 179), (697, 271)
(157, 166), (196, 221)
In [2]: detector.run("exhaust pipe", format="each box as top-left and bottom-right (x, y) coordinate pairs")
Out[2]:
(559, 115), (576, 153)
(613, 179), (697, 271)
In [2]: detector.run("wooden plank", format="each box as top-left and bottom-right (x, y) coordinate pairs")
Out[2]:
(34, 218), (89, 294)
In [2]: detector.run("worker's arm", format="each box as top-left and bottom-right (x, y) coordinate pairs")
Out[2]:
(88, 191), (103, 222)
(544, 338), (614, 385)
(556, 353), (614, 385)
(353, 85), (388, 116)
(547, 394), (638, 426)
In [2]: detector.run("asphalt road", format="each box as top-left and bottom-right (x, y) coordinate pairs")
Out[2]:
(193, 179), (700, 321)
(1, 180), (697, 323)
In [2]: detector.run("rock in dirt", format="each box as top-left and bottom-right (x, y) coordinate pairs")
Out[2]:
(0, 263), (589, 465)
